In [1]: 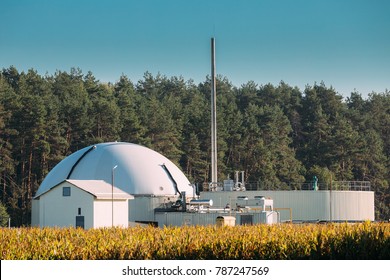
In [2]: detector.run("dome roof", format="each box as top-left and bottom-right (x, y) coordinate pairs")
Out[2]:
(35, 142), (194, 197)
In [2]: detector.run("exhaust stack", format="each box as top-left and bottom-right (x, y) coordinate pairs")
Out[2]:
(211, 37), (218, 186)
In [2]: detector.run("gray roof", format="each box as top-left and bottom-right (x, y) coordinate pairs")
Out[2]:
(35, 179), (134, 200)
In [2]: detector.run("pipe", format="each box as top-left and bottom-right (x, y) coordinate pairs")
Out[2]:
(189, 199), (213, 206)
(182, 191), (186, 212)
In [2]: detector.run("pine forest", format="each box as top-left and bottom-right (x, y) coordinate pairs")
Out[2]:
(0, 66), (389, 226)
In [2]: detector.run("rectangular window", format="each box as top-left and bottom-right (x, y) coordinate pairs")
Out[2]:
(63, 187), (71, 196)
(78, 208), (81, 215)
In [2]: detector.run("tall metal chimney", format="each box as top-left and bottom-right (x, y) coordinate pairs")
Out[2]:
(211, 37), (218, 186)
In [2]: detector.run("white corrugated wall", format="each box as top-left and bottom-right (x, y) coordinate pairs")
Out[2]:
(200, 190), (374, 221)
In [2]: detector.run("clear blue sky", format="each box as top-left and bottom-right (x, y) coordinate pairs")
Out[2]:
(1, 0), (389, 98)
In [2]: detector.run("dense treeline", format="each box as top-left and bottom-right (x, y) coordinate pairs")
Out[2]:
(0, 66), (389, 225)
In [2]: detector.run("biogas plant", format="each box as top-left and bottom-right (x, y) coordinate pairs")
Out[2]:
(30, 142), (374, 229)
(31, 39), (374, 229)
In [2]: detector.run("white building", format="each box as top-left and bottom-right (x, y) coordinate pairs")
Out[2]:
(32, 142), (194, 228)
(32, 180), (133, 229)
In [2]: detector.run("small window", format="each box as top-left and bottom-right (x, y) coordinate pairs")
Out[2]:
(76, 216), (84, 229)
(78, 208), (81, 215)
(63, 187), (71, 196)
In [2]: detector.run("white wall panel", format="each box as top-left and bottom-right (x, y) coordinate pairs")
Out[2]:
(200, 190), (374, 222)
(94, 199), (128, 228)
(39, 182), (94, 228)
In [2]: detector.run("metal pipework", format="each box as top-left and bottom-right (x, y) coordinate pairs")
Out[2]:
(189, 199), (214, 207)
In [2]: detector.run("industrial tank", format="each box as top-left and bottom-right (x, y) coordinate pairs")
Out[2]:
(35, 142), (194, 197)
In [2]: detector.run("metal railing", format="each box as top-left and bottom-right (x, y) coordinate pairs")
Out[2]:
(201, 181), (371, 192)
(329, 181), (371, 191)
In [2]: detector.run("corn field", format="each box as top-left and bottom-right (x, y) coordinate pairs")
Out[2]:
(1, 222), (389, 260)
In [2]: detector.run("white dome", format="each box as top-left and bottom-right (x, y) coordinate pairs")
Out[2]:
(36, 142), (194, 197)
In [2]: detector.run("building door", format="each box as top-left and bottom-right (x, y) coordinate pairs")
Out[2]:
(76, 216), (85, 229)
(240, 214), (253, 225)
